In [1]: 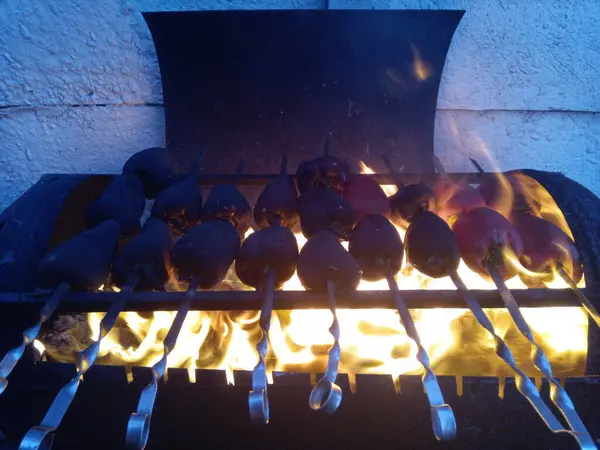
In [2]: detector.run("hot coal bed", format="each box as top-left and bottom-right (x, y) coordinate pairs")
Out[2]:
(1, 9), (600, 450)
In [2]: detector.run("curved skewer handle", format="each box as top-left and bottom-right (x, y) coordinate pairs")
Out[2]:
(449, 272), (566, 431)
(248, 267), (276, 424)
(0, 282), (70, 396)
(125, 279), (198, 450)
(386, 273), (456, 441)
(19, 276), (139, 450)
(486, 262), (597, 450)
(308, 280), (342, 415)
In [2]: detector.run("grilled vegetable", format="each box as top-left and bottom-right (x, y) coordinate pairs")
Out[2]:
(254, 156), (298, 229)
(84, 174), (145, 237)
(296, 141), (348, 194)
(111, 218), (174, 290)
(122, 147), (175, 199)
(382, 155), (435, 228)
(433, 178), (486, 225)
(38, 220), (121, 290)
(170, 221), (241, 289)
(151, 155), (203, 234)
(201, 161), (252, 236)
(298, 188), (356, 240)
(389, 184), (436, 229)
(405, 211), (460, 278)
(512, 212), (583, 285)
(348, 214), (403, 281)
(343, 174), (390, 220)
(235, 223), (299, 289)
(297, 230), (362, 292)
(452, 207), (523, 281)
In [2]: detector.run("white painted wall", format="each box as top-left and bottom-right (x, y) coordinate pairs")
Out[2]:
(0, 0), (598, 211)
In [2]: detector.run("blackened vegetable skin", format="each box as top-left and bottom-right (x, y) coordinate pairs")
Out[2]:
(405, 212), (460, 278)
(201, 184), (252, 236)
(348, 214), (403, 281)
(297, 231), (362, 292)
(111, 218), (174, 290)
(235, 226), (299, 289)
(170, 221), (241, 289)
(452, 207), (524, 281)
(343, 175), (390, 220)
(122, 147), (174, 199)
(38, 220), (121, 290)
(151, 173), (203, 234)
(298, 189), (356, 240)
(84, 174), (145, 237)
(388, 184), (436, 229)
(254, 174), (298, 229)
(296, 156), (347, 194)
(512, 212), (583, 284)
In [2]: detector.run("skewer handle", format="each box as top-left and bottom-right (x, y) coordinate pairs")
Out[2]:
(485, 262), (596, 450)
(386, 273), (456, 441)
(558, 266), (600, 329)
(19, 276), (139, 450)
(308, 280), (342, 415)
(0, 282), (70, 396)
(449, 272), (565, 431)
(125, 279), (198, 450)
(249, 267), (276, 424)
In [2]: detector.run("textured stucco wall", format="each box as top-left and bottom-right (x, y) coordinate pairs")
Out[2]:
(0, 0), (598, 211)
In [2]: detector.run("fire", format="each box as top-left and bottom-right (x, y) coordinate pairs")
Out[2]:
(411, 44), (433, 82)
(41, 164), (588, 388)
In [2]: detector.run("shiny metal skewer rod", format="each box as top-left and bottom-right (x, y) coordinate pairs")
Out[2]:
(308, 280), (343, 415)
(248, 268), (276, 424)
(0, 282), (70, 396)
(19, 276), (139, 450)
(125, 279), (199, 450)
(386, 272), (456, 441)
(557, 266), (600, 329)
(486, 262), (597, 450)
(449, 272), (566, 431)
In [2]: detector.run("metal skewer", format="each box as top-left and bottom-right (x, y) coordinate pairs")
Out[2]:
(486, 259), (597, 450)
(125, 279), (199, 450)
(449, 272), (567, 431)
(469, 157), (599, 331)
(308, 280), (342, 415)
(248, 267), (276, 424)
(385, 272), (457, 441)
(557, 265), (600, 329)
(469, 157), (486, 174)
(0, 282), (70, 396)
(19, 275), (139, 450)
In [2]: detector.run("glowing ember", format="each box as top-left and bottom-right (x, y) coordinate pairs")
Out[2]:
(42, 163), (588, 386)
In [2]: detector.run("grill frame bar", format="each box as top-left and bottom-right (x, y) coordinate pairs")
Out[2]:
(0, 288), (590, 313)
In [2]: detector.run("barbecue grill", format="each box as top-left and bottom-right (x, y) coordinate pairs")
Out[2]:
(1, 9), (599, 450)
